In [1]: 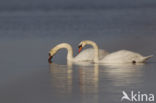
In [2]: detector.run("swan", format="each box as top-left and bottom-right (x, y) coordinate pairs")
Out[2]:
(78, 40), (109, 62)
(78, 40), (153, 64)
(48, 43), (108, 63)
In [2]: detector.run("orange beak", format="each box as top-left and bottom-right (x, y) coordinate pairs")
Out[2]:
(78, 46), (82, 53)
(48, 53), (53, 63)
(48, 56), (53, 63)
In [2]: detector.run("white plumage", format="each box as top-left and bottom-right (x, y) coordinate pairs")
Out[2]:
(74, 48), (108, 61)
(78, 40), (153, 64)
(49, 43), (108, 62)
(99, 50), (153, 64)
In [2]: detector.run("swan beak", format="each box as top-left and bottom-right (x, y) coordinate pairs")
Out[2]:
(48, 53), (53, 63)
(48, 56), (53, 63)
(78, 46), (82, 53)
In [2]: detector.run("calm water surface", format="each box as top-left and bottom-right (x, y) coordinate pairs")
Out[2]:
(0, 9), (156, 103)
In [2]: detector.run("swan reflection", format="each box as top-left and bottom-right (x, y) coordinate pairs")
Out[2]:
(78, 64), (99, 103)
(100, 63), (144, 87)
(49, 63), (73, 94)
(49, 62), (100, 102)
(78, 64), (99, 94)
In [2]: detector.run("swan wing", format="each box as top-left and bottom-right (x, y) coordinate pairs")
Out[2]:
(98, 49), (109, 60)
(100, 50), (151, 63)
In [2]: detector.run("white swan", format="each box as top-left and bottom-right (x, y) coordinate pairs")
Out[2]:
(48, 43), (108, 63)
(99, 50), (153, 64)
(78, 40), (153, 64)
(78, 40), (109, 62)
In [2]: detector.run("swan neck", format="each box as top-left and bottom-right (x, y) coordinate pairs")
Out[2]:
(54, 43), (73, 60)
(86, 41), (99, 62)
(67, 45), (73, 60)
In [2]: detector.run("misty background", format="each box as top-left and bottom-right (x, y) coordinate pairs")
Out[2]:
(0, 0), (156, 11)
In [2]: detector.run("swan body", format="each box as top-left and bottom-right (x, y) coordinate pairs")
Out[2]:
(79, 40), (153, 64)
(99, 50), (153, 64)
(48, 43), (108, 63)
(75, 48), (108, 61)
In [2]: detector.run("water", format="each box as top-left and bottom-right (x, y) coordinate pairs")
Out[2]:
(0, 8), (156, 103)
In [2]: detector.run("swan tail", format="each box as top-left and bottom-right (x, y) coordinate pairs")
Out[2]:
(142, 55), (153, 62)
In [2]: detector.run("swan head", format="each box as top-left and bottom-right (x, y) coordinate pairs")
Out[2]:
(48, 49), (57, 63)
(78, 41), (87, 53)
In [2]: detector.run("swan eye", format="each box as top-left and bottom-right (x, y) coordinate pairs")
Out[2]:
(132, 60), (136, 64)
